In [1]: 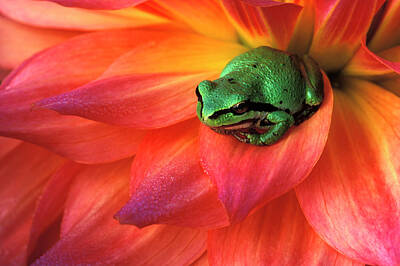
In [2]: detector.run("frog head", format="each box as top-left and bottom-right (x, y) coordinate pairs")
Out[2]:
(196, 76), (259, 129)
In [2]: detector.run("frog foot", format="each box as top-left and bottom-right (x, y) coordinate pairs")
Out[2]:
(234, 111), (295, 145)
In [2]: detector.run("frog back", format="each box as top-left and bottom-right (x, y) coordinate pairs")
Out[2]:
(220, 46), (306, 114)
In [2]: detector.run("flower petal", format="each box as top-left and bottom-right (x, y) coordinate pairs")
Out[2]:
(379, 76), (400, 97)
(309, 0), (385, 71)
(295, 79), (400, 265)
(0, 136), (21, 159)
(368, 0), (400, 52)
(191, 252), (209, 266)
(0, 142), (65, 265)
(343, 42), (400, 78)
(100, 33), (247, 78)
(199, 73), (333, 223)
(0, 16), (77, 69)
(115, 119), (229, 229)
(287, 0), (316, 55)
(221, 0), (302, 49)
(27, 162), (82, 263)
(143, 0), (237, 41)
(37, 72), (217, 128)
(44, 0), (146, 9)
(0, 0), (166, 31)
(0, 29), (173, 162)
(208, 191), (362, 265)
(33, 159), (207, 265)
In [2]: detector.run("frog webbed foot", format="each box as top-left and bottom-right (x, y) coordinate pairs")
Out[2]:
(237, 111), (295, 145)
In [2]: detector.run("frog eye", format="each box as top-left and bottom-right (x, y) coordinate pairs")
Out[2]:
(231, 101), (249, 114)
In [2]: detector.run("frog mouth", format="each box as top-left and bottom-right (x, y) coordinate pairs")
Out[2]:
(211, 119), (269, 136)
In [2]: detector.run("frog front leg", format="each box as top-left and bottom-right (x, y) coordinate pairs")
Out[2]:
(301, 55), (324, 107)
(238, 111), (295, 145)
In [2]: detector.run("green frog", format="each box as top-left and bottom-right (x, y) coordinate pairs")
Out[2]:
(196, 46), (324, 145)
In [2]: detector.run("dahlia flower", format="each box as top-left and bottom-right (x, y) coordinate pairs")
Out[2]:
(0, 0), (399, 265)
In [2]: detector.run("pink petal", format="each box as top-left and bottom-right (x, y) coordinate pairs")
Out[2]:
(368, 0), (400, 52)
(199, 73), (333, 223)
(0, 16), (77, 69)
(0, 29), (173, 162)
(221, 0), (302, 49)
(44, 0), (147, 9)
(27, 162), (82, 263)
(309, 0), (385, 71)
(208, 191), (362, 265)
(33, 159), (207, 265)
(115, 119), (229, 229)
(0, 0), (165, 31)
(37, 72), (217, 128)
(295, 79), (400, 265)
(343, 41), (400, 78)
(0, 142), (65, 265)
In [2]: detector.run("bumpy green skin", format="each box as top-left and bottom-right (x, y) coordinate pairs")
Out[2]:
(196, 46), (324, 146)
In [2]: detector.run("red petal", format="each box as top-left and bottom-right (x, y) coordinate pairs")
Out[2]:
(343, 41), (400, 78)
(295, 79), (400, 265)
(0, 0), (165, 31)
(208, 191), (362, 265)
(0, 143), (65, 265)
(115, 119), (229, 229)
(0, 16), (77, 69)
(141, 0), (237, 41)
(0, 29), (173, 162)
(33, 159), (206, 265)
(45, 0), (146, 9)
(369, 0), (400, 52)
(0, 136), (21, 159)
(199, 73), (333, 223)
(27, 162), (82, 262)
(37, 72), (217, 128)
(191, 252), (208, 266)
(309, 0), (385, 71)
(221, 0), (302, 49)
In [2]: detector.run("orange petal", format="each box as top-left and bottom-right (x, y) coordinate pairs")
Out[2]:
(309, 0), (385, 71)
(0, 29), (174, 163)
(287, 0), (316, 55)
(199, 73), (333, 223)
(45, 0), (146, 9)
(100, 33), (247, 78)
(33, 159), (207, 265)
(379, 76), (400, 97)
(221, 0), (302, 49)
(0, 16), (78, 69)
(37, 73), (217, 128)
(0, 0), (166, 31)
(144, 0), (237, 41)
(368, 0), (400, 52)
(208, 191), (362, 265)
(343, 41), (400, 78)
(115, 120), (229, 229)
(0, 142), (65, 265)
(295, 78), (400, 265)
(27, 162), (82, 263)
